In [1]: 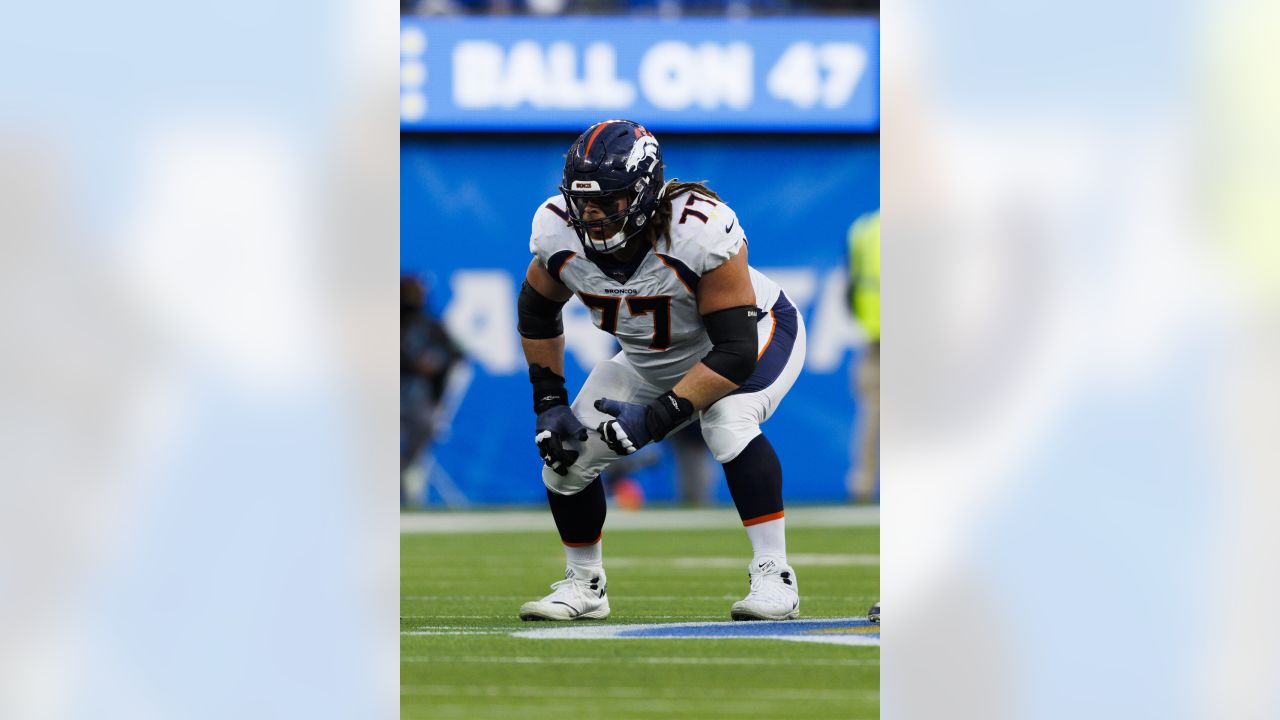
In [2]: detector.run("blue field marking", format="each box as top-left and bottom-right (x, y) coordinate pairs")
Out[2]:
(621, 618), (876, 639)
(513, 617), (879, 646)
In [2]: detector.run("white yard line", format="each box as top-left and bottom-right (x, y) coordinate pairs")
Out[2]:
(403, 655), (879, 666)
(401, 505), (878, 533)
(400, 615), (733, 627)
(606, 553), (879, 568)
(404, 614), (513, 619)
(401, 622), (517, 627)
(404, 589), (875, 599)
(510, 618), (879, 645)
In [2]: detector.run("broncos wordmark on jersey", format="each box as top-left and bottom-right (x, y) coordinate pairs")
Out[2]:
(530, 190), (784, 388)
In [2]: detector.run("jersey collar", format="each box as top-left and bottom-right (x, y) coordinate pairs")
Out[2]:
(582, 238), (652, 285)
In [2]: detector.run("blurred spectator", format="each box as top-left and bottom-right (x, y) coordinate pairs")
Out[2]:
(401, 275), (464, 502)
(846, 210), (880, 503)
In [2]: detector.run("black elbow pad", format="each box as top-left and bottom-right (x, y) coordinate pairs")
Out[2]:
(700, 305), (759, 385)
(517, 280), (567, 339)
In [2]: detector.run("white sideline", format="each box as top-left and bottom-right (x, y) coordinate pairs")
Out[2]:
(401, 505), (878, 534)
(403, 655), (879, 667)
(607, 553), (879, 568)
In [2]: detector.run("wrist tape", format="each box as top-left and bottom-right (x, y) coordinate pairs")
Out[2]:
(644, 391), (695, 441)
(529, 365), (569, 415)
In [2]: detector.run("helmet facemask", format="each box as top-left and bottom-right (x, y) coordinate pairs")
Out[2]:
(562, 184), (658, 254)
(559, 120), (666, 255)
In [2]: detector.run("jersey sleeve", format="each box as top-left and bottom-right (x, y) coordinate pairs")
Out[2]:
(528, 196), (572, 268)
(689, 203), (747, 274)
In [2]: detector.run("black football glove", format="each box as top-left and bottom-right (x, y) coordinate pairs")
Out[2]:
(594, 398), (652, 454)
(595, 391), (694, 456)
(529, 365), (587, 476)
(536, 406), (589, 475)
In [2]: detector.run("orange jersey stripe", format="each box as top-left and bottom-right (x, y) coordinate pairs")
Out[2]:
(757, 308), (778, 360)
(742, 510), (785, 527)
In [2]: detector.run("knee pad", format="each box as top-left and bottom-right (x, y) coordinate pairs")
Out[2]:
(700, 412), (762, 464)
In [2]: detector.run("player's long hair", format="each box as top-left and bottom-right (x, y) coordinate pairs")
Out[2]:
(645, 179), (724, 249)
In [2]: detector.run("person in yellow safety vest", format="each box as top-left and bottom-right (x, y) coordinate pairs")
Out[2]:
(846, 210), (879, 504)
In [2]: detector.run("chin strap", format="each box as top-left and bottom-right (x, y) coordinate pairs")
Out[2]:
(586, 228), (629, 254)
(576, 186), (667, 253)
(587, 210), (659, 254)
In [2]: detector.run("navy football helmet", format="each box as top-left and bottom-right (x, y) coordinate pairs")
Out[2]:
(560, 119), (666, 254)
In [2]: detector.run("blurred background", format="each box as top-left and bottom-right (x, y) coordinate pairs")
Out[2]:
(399, 2), (881, 509)
(5, 0), (1279, 716)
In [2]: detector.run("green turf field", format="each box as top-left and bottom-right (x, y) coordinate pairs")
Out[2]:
(402, 518), (879, 719)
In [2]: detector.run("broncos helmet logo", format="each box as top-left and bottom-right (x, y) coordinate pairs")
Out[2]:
(624, 135), (660, 173)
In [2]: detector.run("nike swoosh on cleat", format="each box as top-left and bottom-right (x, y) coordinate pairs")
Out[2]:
(550, 601), (581, 617)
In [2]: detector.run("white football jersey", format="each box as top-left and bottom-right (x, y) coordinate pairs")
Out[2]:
(530, 189), (783, 388)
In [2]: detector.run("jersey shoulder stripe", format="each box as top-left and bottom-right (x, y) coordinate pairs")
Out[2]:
(544, 202), (569, 222)
(654, 253), (699, 294)
(530, 195), (579, 267)
(547, 250), (576, 284)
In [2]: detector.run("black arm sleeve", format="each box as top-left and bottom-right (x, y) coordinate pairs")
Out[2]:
(700, 305), (759, 385)
(517, 280), (568, 339)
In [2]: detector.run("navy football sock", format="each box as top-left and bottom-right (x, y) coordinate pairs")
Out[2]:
(723, 434), (784, 525)
(547, 477), (607, 546)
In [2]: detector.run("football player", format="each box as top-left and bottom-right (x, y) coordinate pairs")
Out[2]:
(516, 119), (806, 622)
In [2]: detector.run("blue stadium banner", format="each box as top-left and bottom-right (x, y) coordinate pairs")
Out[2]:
(402, 134), (879, 504)
(400, 17), (879, 132)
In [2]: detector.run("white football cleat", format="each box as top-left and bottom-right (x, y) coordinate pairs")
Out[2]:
(868, 600), (880, 624)
(519, 567), (610, 621)
(730, 557), (799, 621)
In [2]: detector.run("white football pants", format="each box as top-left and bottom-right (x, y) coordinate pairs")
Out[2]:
(543, 295), (806, 495)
